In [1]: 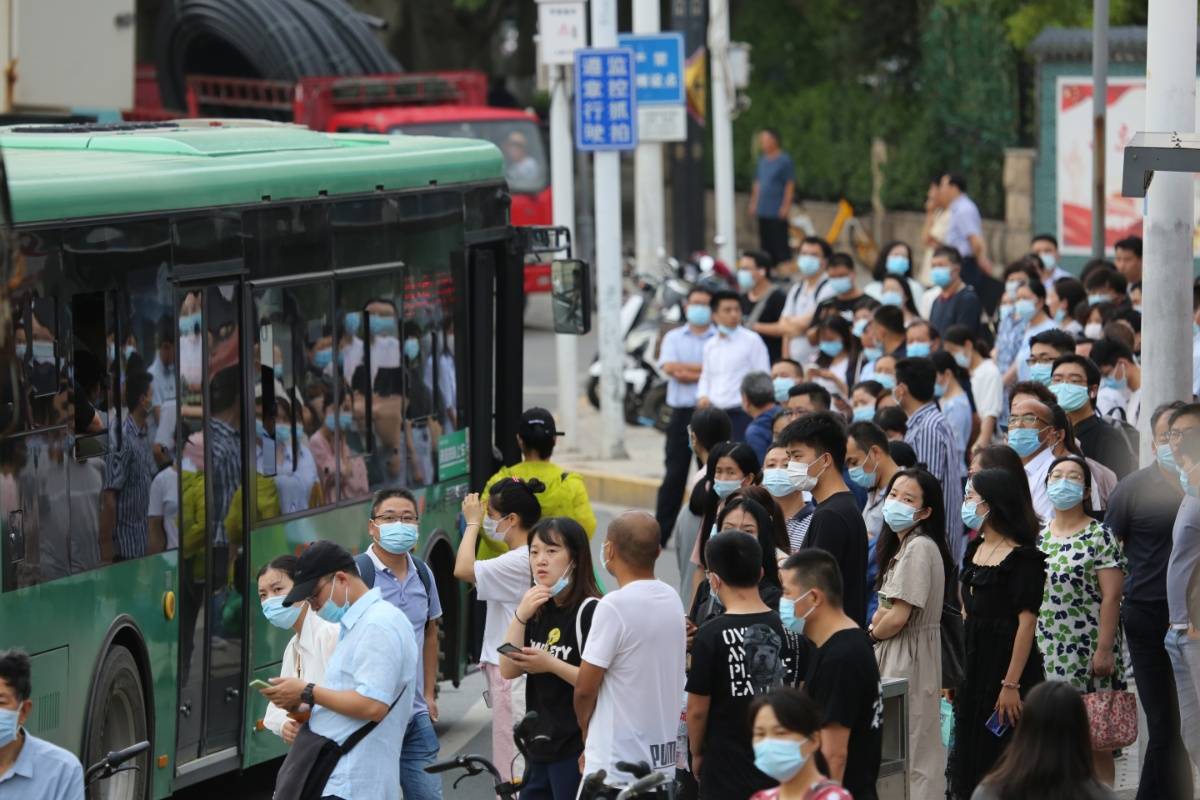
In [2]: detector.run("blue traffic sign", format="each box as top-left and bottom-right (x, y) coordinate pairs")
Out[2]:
(617, 32), (685, 105)
(574, 47), (638, 152)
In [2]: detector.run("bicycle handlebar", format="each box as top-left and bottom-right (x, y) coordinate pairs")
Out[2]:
(616, 771), (667, 800)
(84, 740), (150, 785)
(615, 760), (651, 779)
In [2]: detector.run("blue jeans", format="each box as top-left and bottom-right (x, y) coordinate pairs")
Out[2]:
(520, 754), (582, 800)
(401, 713), (443, 800)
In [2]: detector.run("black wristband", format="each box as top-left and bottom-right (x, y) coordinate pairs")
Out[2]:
(301, 682), (316, 707)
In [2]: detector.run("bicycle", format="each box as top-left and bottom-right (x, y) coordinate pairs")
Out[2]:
(424, 711), (548, 799)
(580, 759), (676, 799)
(84, 740), (150, 789)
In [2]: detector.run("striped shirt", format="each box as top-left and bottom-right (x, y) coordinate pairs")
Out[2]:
(104, 415), (154, 559)
(785, 503), (815, 551)
(904, 402), (966, 566)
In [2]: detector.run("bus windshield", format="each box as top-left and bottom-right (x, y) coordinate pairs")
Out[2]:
(394, 119), (548, 194)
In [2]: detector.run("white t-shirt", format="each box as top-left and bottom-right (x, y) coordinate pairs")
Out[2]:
(970, 358), (1003, 424)
(474, 544), (530, 665)
(148, 467), (179, 549)
(781, 278), (836, 362)
(581, 579), (687, 785)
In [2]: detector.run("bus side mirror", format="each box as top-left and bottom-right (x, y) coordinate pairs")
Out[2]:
(551, 259), (591, 335)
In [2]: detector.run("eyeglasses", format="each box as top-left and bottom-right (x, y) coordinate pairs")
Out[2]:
(373, 513), (419, 524)
(1050, 374), (1088, 386)
(1009, 414), (1049, 429)
(1168, 427), (1199, 443)
(1025, 355), (1056, 366)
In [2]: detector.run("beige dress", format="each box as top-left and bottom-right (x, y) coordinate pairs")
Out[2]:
(875, 533), (946, 799)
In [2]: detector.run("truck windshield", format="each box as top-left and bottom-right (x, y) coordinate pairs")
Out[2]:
(394, 119), (548, 194)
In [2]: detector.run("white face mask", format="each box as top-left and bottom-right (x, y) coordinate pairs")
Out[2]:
(786, 458), (826, 492)
(1084, 322), (1103, 340)
(482, 515), (510, 542)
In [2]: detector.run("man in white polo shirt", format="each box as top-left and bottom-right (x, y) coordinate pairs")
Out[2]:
(697, 290), (770, 441)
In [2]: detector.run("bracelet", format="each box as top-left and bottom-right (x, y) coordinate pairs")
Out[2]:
(514, 613), (528, 625)
(1000, 680), (1019, 690)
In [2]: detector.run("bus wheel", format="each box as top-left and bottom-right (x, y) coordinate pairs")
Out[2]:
(85, 645), (149, 800)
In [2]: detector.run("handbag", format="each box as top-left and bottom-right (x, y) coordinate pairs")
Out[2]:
(940, 599), (965, 690)
(1083, 680), (1137, 751)
(273, 688), (405, 800)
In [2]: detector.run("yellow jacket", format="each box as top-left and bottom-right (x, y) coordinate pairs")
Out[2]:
(477, 460), (596, 559)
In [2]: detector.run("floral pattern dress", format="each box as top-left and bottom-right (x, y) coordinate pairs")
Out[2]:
(1036, 520), (1127, 692)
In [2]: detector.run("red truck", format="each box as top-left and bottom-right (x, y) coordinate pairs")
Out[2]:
(159, 70), (553, 294)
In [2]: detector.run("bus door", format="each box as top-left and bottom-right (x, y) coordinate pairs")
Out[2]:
(174, 280), (249, 773)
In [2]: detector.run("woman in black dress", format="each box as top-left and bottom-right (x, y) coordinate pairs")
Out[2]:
(951, 467), (1047, 798)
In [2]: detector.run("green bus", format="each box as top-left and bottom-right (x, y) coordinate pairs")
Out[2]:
(0, 120), (578, 798)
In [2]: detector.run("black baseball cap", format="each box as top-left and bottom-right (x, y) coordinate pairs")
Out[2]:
(520, 407), (564, 439)
(282, 540), (357, 607)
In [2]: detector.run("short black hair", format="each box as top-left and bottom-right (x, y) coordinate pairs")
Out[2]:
(777, 411), (847, 470)
(800, 236), (833, 261)
(942, 172), (968, 193)
(942, 324), (978, 350)
(125, 369), (153, 411)
(888, 440), (918, 467)
(847, 421), (889, 455)
(872, 304), (905, 336)
(1051, 353), (1101, 388)
(1153, 401), (1188, 431)
(875, 406), (908, 436)
(788, 381), (831, 410)
(1114, 235), (1143, 258)
(827, 252), (855, 272)
(742, 250), (773, 270)
(686, 285), (713, 304)
(760, 126), (781, 146)
(1168, 402), (1200, 429)
(0, 650), (31, 702)
(1089, 338), (1134, 369)
(781, 548), (843, 607)
(895, 357), (936, 403)
(710, 289), (742, 311)
(1029, 328), (1077, 355)
(1010, 380), (1056, 406)
(932, 245), (961, 266)
(1031, 233), (1059, 249)
(1085, 269), (1127, 296)
(371, 488), (418, 518)
(706, 531), (764, 588)
(1053, 277), (1087, 317)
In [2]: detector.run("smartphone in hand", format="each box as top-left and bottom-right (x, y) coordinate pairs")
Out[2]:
(497, 643), (522, 657)
(985, 710), (1010, 737)
(249, 679), (272, 691)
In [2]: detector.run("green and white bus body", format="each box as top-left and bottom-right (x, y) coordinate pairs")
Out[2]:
(0, 120), (531, 798)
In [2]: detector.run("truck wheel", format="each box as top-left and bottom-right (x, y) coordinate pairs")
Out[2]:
(85, 645), (149, 800)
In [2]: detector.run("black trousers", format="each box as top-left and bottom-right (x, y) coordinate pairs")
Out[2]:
(1122, 599), (1193, 800)
(655, 405), (695, 545)
(757, 216), (790, 264)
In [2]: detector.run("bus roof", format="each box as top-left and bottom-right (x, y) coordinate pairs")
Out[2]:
(0, 120), (504, 224)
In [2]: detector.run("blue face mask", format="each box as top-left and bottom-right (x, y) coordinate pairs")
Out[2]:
(1051, 382), (1090, 412)
(1047, 479), (1085, 511)
(848, 455), (877, 489)
(0, 708), (18, 749)
(906, 342), (931, 358)
(1158, 444), (1178, 473)
(325, 411), (354, 431)
(370, 314), (398, 336)
(343, 311), (362, 336)
(378, 521), (419, 554)
(1007, 427), (1045, 458)
(931, 266), (953, 287)
(1014, 298), (1037, 321)
(818, 340), (844, 357)
(1030, 363), (1053, 386)
(179, 313), (201, 335)
(737, 270), (756, 291)
(828, 276), (853, 296)
(863, 346), (883, 363)
(753, 738), (808, 783)
(316, 579), (350, 623)
(953, 350), (970, 369)
(1039, 251), (1058, 269)
(773, 377), (796, 404)
(1101, 375), (1128, 392)
(852, 404), (876, 422)
(549, 563), (574, 597)
(713, 479), (742, 498)
(1054, 308), (1067, 324)
(875, 373), (896, 391)
(276, 424), (293, 442)
(852, 318), (868, 338)
(779, 591), (813, 634)
(686, 304), (712, 327)
(313, 348), (333, 369)
(1088, 293), (1109, 307)
(883, 498), (920, 531)
(717, 323), (739, 336)
(404, 338), (420, 360)
(880, 291), (904, 307)
(934, 381), (946, 398)
(273, 363), (284, 380)
(762, 468), (796, 498)
(262, 595), (303, 630)
(885, 255), (910, 276)
(797, 254), (821, 276)
(961, 500), (987, 530)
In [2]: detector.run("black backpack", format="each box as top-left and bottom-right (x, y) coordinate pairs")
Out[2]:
(355, 550), (435, 622)
(1101, 410), (1140, 462)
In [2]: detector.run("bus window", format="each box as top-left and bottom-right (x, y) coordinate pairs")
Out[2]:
(253, 282), (328, 518)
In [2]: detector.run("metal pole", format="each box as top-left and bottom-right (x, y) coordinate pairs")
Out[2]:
(1141, 0), (1197, 466)
(549, 64), (579, 452)
(591, 0), (627, 459)
(633, 0), (666, 277)
(1091, 0), (1108, 259)
(708, 0), (736, 267)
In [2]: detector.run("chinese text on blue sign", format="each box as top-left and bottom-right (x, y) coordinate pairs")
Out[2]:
(617, 33), (685, 105)
(574, 47), (638, 151)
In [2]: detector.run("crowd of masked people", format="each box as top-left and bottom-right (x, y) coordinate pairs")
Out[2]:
(110, 224), (1200, 800)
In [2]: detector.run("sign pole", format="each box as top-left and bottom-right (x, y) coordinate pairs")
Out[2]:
(1141, 0), (1196, 465)
(709, 0), (737, 267)
(633, 2), (666, 278)
(1091, 0), (1108, 260)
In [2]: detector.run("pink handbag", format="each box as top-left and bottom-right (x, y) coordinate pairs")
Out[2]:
(1083, 687), (1138, 750)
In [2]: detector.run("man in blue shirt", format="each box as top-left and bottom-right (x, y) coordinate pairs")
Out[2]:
(359, 489), (443, 799)
(266, 541), (418, 800)
(655, 286), (715, 542)
(747, 128), (795, 265)
(0, 650), (84, 800)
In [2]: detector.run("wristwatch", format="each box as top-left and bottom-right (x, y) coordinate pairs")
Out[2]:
(301, 682), (316, 707)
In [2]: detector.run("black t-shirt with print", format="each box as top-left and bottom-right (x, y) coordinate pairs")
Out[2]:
(804, 627), (883, 800)
(523, 597), (598, 762)
(685, 610), (807, 799)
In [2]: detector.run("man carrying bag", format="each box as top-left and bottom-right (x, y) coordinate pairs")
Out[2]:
(261, 540), (418, 800)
